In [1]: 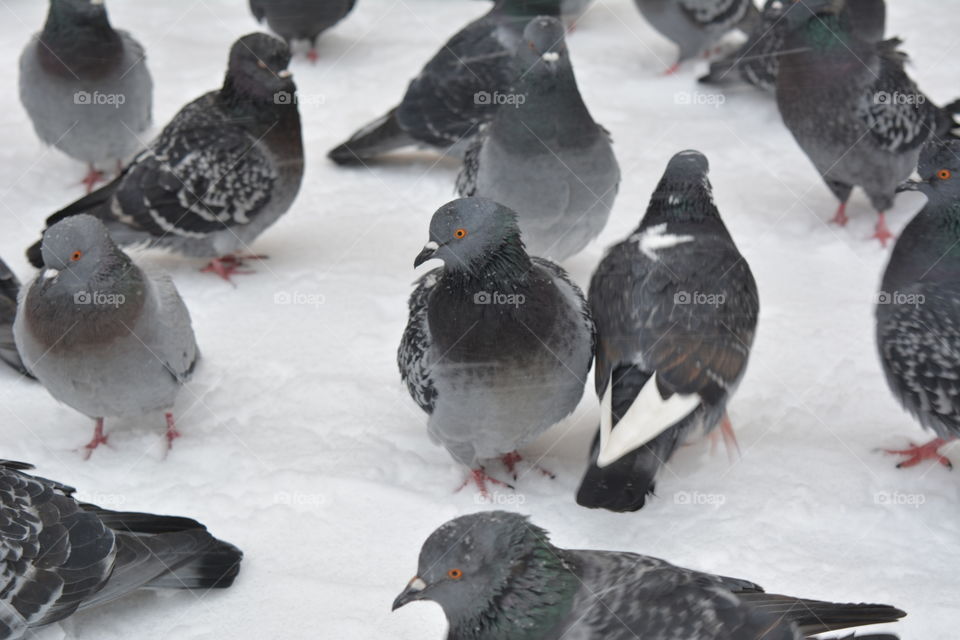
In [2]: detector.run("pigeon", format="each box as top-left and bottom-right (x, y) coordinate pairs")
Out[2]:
(633, 0), (761, 73)
(249, 0), (357, 62)
(876, 138), (960, 469)
(457, 16), (620, 261)
(0, 460), (241, 640)
(576, 150), (759, 512)
(482, 0), (596, 24)
(700, 0), (886, 91)
(14, 215), (200, 457)
(328, 0), (566, 165)
(393, 511), (906, 639)
(775, 0), (960, 245)
(19, 0), (153, 193)
(0, 258), (31, 377)
(25, 33), (304, 282)
(397, 198), (594, 493)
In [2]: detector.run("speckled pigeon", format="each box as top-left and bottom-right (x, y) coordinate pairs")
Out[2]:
(633, 0), (761, 73)
(457, 16), (619, 260)
(397, 198), (594, 493)
(328, 0), (567, 165)
(19, 0), (152, 193)
(249, 0), (356, 62)
(776, 0), (960, 245)
(876, 138), (960, 469)
(393, 511), (906, 639)
(700, 0), (886, 91)
(0, 258), (30, 377)
(15, 215), (199, 458)
(576, 151), (758, 512)
(0, 460), (241, 640)
(25, 33), (304, 282)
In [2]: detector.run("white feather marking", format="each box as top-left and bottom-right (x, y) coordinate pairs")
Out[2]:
(597, 374), (701, 468)
(631, 223), (694, 261)
(542, 52), (560, 62)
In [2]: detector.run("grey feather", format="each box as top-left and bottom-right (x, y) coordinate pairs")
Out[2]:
(634, 0), (760, 65)
(249, 0), (356, 46)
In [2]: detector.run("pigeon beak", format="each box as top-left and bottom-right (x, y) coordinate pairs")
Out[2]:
(277, 69), (293, 79)
(392, 576), (427, 611)
(896, 179), (923, 193)
(414, 241), (440, 268)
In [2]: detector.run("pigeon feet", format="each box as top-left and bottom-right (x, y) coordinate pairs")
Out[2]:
(883, 438), (953, 470)
(831, 202), (849, 226)
(662, 62), (681, 76)
(81, 165), (106, 194)
(501, 451), (556, 481)
(708, 413), (741, 462)
(164, 412), (181, 451)
(307, 48), (319, 64)
(82, 419), (109, 460)
(201, 254), (267, 283)
(873, 213), (894, 247)
(457, 468), (513, 498)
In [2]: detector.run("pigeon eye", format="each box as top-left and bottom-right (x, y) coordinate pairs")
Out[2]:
(938, 169), (952, 180)
(70, 251), (83, 262)
(454, 228), (468, 239)
(447, 568), (463, 579)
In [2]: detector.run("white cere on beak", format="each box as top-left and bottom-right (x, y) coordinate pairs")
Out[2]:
(408, 577), (426, 592)
(42, 268), (60, 281)
(424, 241), (439, 251)
(277, 69), (292, 79)
(541, 52), (560, 62)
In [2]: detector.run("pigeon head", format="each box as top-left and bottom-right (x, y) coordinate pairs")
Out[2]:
(392, 512), (553, 617)
(782, 0), (844, 30)
(39, 0), (122, 78)
(899, 139), (960, 202)
(223, 33), (295, 103)
(414, 198), (526, 270)
(641, 150), (722, 226)
(515, 16), (569, 73)
(45, 0), (111, 32)
(39, 214), (128, 284)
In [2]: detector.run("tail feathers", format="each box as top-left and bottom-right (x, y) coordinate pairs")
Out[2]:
(737, 593), (905, 636)
(327, 107), (416, 165)
(143, 536), (243, 590)
(26, 179), (118, 267)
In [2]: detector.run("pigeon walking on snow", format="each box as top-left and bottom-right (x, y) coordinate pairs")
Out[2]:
(776, 0), (960, 245)
(633, 0), (761, 73)
(397, 198), (594, 493)
(19, 0), (153, 193)
(250, 0), (356, 62)
(25, 33), (304, 282)
(328, 0), (567, 165)
(0, 460), (241, 640)
(393, 511), (906, 639)
(15, 215), (199, 458)
(0, 258), (30, 377)
(700, 0), (886, 91)
(457, 17), (619, 260)
(576, 151), (759, 512)
(876, 138), (960, 469)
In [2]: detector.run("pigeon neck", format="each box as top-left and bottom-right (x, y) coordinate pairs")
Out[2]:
(640, 177), (725, 229)
(887, 200), (960, 283)
(220, 77), (297, 126)
(495, 64), (595, 147)
(38, 10), (123, 79)
(448, 233), (532, 287)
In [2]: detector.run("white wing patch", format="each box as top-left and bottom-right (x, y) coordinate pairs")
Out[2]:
(631, 223), (695, 261)
(597, 374), (701, 468)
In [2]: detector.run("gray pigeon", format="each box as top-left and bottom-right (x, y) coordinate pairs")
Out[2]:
(0, 258), (30, 377)
(25, 33), (304, 282)
(457, 16), (620, 261)
(876, 138), (960, 469)
(576, 150), (759, 512)
(0, 460), (241, 640)
(249, 0), (357, 62)
(328, 0), (568, 165)
(633, 0), (761, 72)
(393, 511), (906, 639)
(700, 0), (886, 91)
(397, 198), (594, 493)
(19, 0), (153, 193)
(14, 215), (199, 457)
(776, 0), (960, 245)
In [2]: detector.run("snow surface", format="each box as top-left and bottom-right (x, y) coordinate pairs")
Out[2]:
(0, 0), (957, 638)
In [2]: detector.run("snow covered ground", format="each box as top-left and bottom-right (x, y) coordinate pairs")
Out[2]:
(0, 0), (957, 637)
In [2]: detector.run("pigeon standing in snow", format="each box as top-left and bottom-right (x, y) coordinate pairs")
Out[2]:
(25, 33), (304, 282)
(249, 0), (356, 62)
(876, 139), (960, 469)
(457, 17), (619, 260)
(776, 0), (960, 245)
(15, 215), (199, 457)
(0, 258), (30, 377)
(576, 151), (758, 512)
(700, 0), (886, 91)
(633, 0), (761, 73)
(328, 0), (566, 165)
(393, 511), (906, 639)
(0, 460), (241, 640)
(397, 198), (594, 493)
(19, 0), (153, 193)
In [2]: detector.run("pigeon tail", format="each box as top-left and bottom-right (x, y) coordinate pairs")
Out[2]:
(328, 108), (416, 165)
(735, 592), (905, 636)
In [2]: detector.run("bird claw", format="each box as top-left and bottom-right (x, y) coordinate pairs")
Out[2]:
(456, 468), (513, 498)
(80, 166), (106, 194)
(501, 452), (555, 481)
(201, 254), (267, 283)
(883, 439), (953, 470)
(831, 203), (849, 226)
(81, 420), (109, 460)
(307, 48), (319, 64)
(872, 213), (894, 247)
(164, 412), (181, 452)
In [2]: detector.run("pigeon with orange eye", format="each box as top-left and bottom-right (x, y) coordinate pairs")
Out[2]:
(879, 138), (960, 470)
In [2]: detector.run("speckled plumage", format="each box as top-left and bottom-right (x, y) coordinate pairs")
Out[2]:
(250, 0), (356, 46)
(634, 0), (760, 65)
(393, 511), (906, 639)
(0, 460), (242, 640)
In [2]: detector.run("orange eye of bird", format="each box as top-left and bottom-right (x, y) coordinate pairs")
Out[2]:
(454, 228), (468, 239)
(70, 251), (83, 262)
(447, 568), (463, 580)
(938, 169), (952, 180)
